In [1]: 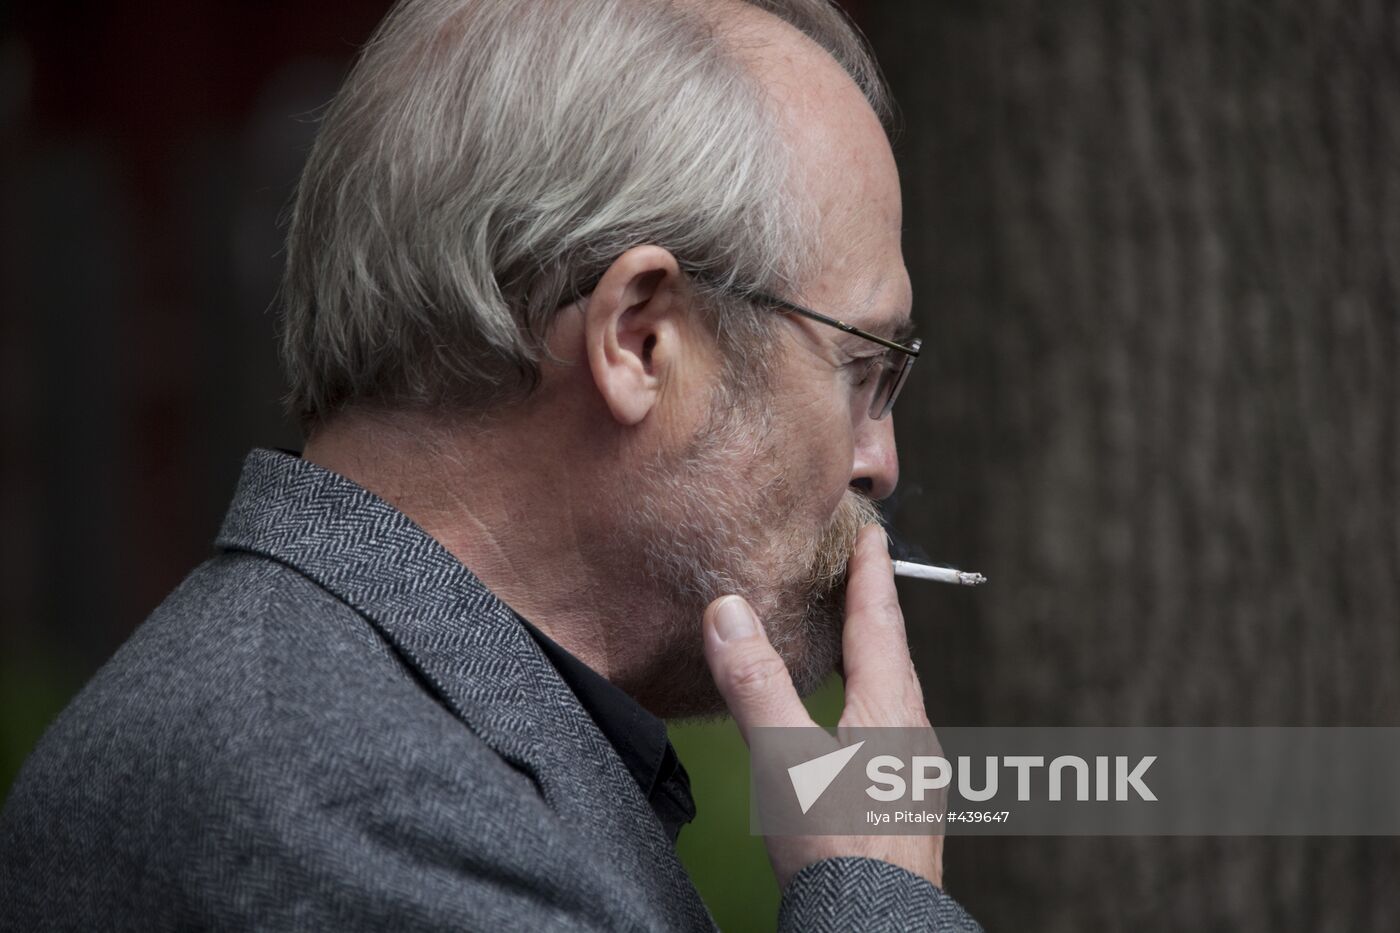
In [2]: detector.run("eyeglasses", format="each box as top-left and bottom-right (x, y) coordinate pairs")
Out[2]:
(569, 269), (920, 418)
(751, 292), (921, 420)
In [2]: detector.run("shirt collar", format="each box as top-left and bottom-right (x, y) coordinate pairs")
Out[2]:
(516, 616), (695, 841)
(516, 618), (667, 789)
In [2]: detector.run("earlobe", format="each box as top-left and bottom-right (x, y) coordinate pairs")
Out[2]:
(583, 247), (683, 426)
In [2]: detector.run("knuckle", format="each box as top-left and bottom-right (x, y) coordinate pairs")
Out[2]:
(728, 652), (787, 700)
(854, 591), (904, 627)
(844, 681), (930, 729)
(879, 591), (906, 622)
(907, 703), (932, 728)
(905, 668), (930, 720)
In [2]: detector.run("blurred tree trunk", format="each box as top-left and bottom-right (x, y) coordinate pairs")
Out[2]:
(862, 0), (1400, 929)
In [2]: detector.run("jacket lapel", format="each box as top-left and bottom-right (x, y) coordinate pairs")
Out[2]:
(215, 448), (710, 926)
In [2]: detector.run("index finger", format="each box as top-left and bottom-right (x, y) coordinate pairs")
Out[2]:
(839, 524), (926, 725)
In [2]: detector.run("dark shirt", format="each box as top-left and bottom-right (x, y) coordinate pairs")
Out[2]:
(516, 616), (696, 844)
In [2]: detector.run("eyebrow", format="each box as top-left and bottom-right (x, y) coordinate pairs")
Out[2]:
(886, 316), (918, 344)
(848, 314), (916, 347)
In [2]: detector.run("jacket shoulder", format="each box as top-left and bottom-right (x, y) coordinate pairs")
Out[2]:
(0, 552), (572, 930)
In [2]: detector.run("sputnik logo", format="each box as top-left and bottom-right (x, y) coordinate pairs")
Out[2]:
(787, 741), (866, 814)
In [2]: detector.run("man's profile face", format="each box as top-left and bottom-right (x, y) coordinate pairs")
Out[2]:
(606, 12), (912, 718)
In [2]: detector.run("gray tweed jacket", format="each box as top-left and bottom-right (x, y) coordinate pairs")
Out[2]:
(0, 448), (981, 932)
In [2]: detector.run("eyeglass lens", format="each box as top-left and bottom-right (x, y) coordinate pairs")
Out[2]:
(869, 338), (921, 419)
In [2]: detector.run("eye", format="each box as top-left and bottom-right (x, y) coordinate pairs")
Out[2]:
(845, 354), (883, 387)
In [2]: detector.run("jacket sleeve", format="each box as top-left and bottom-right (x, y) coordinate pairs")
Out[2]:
(777, 857), (983, 933)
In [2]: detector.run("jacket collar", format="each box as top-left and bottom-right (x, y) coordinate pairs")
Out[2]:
(212, 449), (709, 926)
(215, 447), (565, 775)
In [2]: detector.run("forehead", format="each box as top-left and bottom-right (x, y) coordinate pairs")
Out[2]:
(830, 295), (917, 347)
(719, 8), (909, 327)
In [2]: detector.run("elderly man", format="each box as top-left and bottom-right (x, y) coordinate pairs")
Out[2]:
(1, 0), (981, 930)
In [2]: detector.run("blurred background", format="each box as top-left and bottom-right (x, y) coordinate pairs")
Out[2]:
(2, 1), (1397, 930)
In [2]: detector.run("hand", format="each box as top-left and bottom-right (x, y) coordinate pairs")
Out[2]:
(702, 524), (944, 889)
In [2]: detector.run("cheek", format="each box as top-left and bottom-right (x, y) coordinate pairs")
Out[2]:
(788, 411), (858, 523)
(817, 395), (859, 481)
(767, 358), (859, 517)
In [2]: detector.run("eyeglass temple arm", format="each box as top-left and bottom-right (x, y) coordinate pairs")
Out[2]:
(754, 293), (920, 357)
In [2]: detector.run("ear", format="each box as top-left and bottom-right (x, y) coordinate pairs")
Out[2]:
(583, 245), (686, 426)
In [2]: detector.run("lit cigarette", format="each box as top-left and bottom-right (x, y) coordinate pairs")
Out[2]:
(891, 560), (987, 587)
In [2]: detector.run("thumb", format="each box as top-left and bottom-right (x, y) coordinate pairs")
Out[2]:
(703, 595), (815, 744)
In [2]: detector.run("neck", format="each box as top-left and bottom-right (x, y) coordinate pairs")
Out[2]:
(301, 407), (646, 688)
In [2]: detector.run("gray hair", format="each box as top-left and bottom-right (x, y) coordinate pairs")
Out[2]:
(279, 0), (891, 431)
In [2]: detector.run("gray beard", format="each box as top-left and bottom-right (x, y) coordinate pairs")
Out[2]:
(607, 385), (879, 719)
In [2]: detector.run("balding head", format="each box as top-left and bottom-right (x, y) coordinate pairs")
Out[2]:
(717, 3), (909, 322)
(280, 0), (897, 432)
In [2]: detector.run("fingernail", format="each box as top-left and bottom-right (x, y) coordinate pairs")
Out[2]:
(713, 596), (758, 642)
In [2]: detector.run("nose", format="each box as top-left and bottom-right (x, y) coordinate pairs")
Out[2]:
(850, 413), (899, 500)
